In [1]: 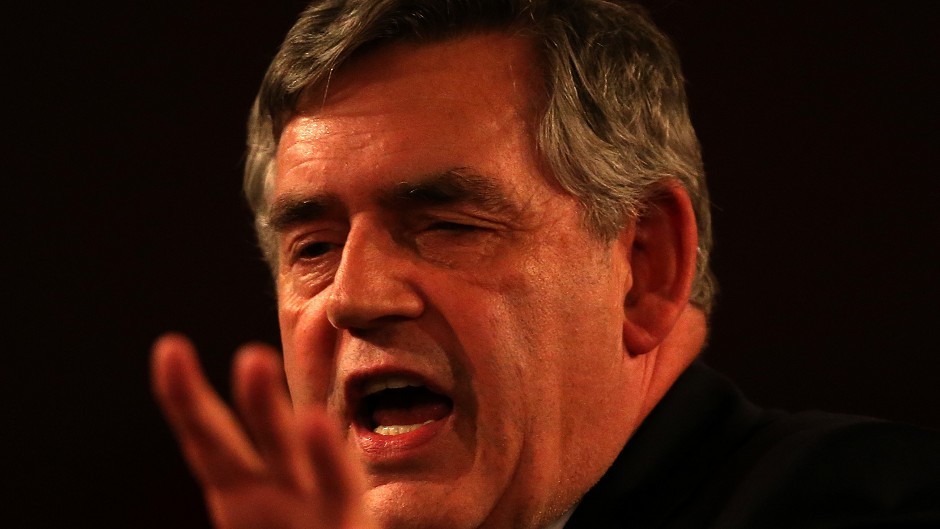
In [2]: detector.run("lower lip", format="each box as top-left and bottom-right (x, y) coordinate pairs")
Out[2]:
(354, 414), (452, 461)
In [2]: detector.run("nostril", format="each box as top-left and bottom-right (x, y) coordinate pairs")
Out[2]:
(340, 316), (417, 339)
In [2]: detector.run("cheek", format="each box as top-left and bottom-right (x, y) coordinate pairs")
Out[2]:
(277, 286), (335, 406)
(499, 248), (626, 408)
(441, 271), (556, 435)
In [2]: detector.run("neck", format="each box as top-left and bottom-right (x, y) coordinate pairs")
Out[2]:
(636, 304), (707, 420)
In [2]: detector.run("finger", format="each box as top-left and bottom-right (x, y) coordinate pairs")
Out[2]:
(231, 344), (312, 490)
(298, 408), (366, 527)
(151, 333), (264, 487)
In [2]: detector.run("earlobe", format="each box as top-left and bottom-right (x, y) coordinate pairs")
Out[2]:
(621, 183), (698, 356)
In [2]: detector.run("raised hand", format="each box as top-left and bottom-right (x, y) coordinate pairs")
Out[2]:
(150, 333), (374, 529)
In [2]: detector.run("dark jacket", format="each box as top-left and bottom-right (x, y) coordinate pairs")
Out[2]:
(566, 362), (940, 528)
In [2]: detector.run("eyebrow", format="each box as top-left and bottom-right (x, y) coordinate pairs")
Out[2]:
(266, 168), (517, 233)
(379, 168), (516, 216)
(267, 194), (341, 234)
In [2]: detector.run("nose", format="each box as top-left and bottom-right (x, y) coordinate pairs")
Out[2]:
(326, 223), (424, 331)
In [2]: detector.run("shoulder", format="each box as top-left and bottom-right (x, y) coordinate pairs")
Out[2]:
(704, 411), (940, 528)
(567, 362), (940, 529)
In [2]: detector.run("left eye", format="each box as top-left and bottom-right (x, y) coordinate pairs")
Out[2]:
(427, 221), (477, 232)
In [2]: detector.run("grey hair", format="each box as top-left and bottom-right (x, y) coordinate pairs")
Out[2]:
(244, 0), (717, 315)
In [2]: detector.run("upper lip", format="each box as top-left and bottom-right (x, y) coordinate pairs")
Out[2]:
(362, 374), (429, 396)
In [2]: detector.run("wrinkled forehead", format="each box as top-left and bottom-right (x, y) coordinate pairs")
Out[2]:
(274, 33), (550, 181)
(270, 33), (569, 221)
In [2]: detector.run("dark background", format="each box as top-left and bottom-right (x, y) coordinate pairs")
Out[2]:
(6, 1), (938, 527)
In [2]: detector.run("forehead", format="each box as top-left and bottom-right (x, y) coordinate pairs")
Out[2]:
(293, 32), (543, 128)
(274, 33), (547, 199)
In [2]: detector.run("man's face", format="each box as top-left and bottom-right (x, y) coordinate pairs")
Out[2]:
(273, 34), (644, 528)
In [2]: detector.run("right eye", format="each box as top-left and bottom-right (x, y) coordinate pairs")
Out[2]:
(296, 241), (338, 260)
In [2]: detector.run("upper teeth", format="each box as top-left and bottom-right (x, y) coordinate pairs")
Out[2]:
(363, 376), (424, 396)
(374, 421), (434, 436)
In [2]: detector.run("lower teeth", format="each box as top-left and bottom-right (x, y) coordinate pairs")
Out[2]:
(373, 420), (434, 436)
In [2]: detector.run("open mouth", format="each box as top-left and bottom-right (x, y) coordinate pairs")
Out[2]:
(355, 376), (453, 436)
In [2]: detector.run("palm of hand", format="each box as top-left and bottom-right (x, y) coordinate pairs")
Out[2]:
(151, 333), (374, 529)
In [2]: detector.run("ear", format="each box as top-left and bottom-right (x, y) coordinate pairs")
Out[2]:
(620, 183), (698, 356)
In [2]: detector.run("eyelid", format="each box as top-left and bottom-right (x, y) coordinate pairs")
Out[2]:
(417, 209), (504, 229)
(284, 228), (346, 262)
(427, 220), (480, 231)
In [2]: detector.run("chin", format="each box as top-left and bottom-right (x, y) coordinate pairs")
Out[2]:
(364, 480), (492, 529)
